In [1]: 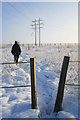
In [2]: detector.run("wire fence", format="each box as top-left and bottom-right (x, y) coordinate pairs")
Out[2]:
(66, 60), (79, 87)
(0, 85), (31, 89)
(65, 84), (79, 86)
(54, 56), (79, 113)
(0, 57), (79, 111)
(0, 61), (30, 65)
(0, 62), (30, 89)
(69, 61), (80, 62)
(0, 58), (37, 109)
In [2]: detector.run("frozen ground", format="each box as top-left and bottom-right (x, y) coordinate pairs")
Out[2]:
(0, 43), (78, 119)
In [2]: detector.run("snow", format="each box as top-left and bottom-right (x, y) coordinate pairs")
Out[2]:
(0, 43), (78, 119)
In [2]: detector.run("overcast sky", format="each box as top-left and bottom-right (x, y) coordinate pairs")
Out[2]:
(1, 2), (78, 44)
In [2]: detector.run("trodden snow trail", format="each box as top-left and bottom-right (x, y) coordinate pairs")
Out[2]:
(1, 48), (39, 118)
(0, 44), (78, 118)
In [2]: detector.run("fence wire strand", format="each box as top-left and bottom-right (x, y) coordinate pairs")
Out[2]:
(0, 85), (31, 89)
(0, 61), (30, 65)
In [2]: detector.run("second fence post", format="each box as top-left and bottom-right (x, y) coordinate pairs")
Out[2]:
(30, 58), (37, 109)
(54, 56), (70, 113)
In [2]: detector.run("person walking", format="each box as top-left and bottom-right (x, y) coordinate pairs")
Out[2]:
(11, 41), (21, 64)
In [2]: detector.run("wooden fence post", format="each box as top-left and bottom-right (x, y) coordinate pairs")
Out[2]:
(30, 58), (37, 109)
(54, 56), (70, 113)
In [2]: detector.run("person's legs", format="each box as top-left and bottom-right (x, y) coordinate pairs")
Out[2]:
(14, 55), (16, 62)
(16, 55), (19, 63)
(14, 55), (19, 64)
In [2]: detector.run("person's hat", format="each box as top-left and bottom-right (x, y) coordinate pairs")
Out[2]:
(15, 41), (17, 44)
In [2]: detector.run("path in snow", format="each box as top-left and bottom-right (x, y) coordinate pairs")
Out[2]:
(0, 44), (78, 118)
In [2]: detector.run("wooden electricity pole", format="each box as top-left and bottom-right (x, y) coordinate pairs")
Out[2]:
(31, 18), (44, 46)
(38, 18), (43, 47)
(32, 19), (37, 46)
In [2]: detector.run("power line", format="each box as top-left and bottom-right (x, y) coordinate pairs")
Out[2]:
(5, 2), (29, 30)
(22, 2), (35, 18)
(4, 3), (44, 45)
(6, 2), (26, 17)
(4, 2), (34, 42)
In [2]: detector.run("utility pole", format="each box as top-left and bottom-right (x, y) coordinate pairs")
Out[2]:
(31, 18), (44, 46)
(38, 18), (43, 47)
(32, 19), (37, 46)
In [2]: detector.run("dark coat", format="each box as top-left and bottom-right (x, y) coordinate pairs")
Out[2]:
(11, 42), (21, 56)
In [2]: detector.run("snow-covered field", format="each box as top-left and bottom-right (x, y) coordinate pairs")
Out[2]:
(0, 43), (78, 119)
